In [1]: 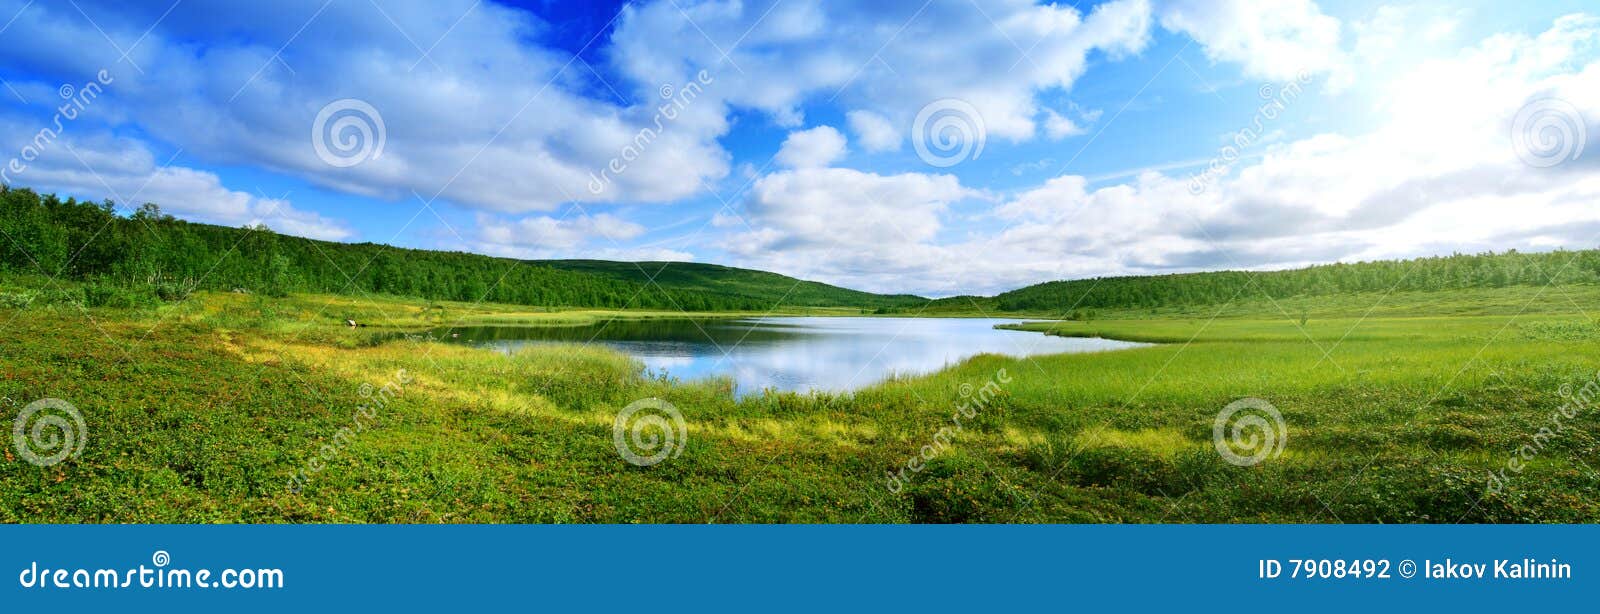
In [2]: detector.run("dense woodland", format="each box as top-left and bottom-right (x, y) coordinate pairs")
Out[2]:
(0, 186), (883, 310)
(977, 248), (1600, 313)
(5, 185), (1598, 314)
(540, 259), (924, 309)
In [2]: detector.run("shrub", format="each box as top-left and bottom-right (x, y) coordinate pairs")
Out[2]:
(153, 281), (193, 302)
(81, 282), (157, 308)
(0, 291), (36, 309)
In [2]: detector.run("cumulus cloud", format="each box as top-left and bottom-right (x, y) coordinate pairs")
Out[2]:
(1353, 5), (1464, 64)
(722, 167), (979, 292)
(723, 14), (1600, 296)
(846, 110), (900, 152)
(999, 13), (1600, 281)
(775, 125), (847, 168)
(477, 213), (646, 250)
(0, 0), (1156, 216)
(0, 0), (731, 213)
(1041, 109), (1086, 139)
(0, 116), (350, 240)
(1156, 0), (1348, 87)
(612, 0), (1154, 143)
(466, 211), (693, 261)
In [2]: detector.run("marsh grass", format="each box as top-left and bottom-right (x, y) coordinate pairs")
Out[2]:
(2, 281), (1598, 523)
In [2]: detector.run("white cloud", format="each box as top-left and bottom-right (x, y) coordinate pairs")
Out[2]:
(0, 0), (1156, 220)
(477, 213), (646, 251)
(1014, 14), (1600, 284)
(0, 0), (731, 214)
(1041, 109), (1085, 139)
(0, 117), (350, 240)
(846, 110), (900, 152)
(612, 0), (1155, 143)
(724, 14), (1600, 296)
(775, 125), (847, 168)
(466, 211), (694, 261)
(1156, 0), (1348, 87)
(722, 167), (978, 292)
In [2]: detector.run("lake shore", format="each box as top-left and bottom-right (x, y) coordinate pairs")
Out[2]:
(3, 283), (1598, 523)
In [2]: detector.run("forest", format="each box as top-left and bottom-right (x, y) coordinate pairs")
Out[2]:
(966, 248), (1600, 313)
(0, 186), (902, 311)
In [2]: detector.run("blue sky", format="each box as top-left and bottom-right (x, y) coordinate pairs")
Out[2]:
(1, 0), (1597, 296)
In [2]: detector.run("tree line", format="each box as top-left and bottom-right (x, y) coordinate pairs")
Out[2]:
(985, 248), (1600, 312)
(0, 186), (781, 310)
(9, 185), (1596, 314)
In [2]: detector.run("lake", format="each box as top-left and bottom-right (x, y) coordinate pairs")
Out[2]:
(435, 317), (1144, 395)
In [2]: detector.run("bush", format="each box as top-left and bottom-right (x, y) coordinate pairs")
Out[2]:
(81, 282), (157, 308)
(1062, 446), (1188, 496)
(904, 454), (1017, 522)
(153, 281), (193, 302)
(0, 291), (36, 309)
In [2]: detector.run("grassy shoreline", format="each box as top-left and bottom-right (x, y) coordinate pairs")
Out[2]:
(2, 283), (1598, 523)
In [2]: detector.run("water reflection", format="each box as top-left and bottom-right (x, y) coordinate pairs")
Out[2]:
(434, 317), (1144, 396)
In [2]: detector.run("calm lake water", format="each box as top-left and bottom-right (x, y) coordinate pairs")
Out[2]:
(436, 317), (1144, 395)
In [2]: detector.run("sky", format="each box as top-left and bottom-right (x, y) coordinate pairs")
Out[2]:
(0, 0), (1597, 297)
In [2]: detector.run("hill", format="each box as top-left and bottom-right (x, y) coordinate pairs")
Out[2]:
(538, 259), (923, 309)
(0, 186), (919, 311)
(931, 249), (1600, 316)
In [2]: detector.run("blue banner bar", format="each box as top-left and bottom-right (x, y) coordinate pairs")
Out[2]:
(3, 525), (1593, 611)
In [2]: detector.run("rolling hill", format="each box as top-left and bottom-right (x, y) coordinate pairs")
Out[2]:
(0, 186), (923, 312)
(538, 259), (924, 309)
(932, 249), (1600, 315)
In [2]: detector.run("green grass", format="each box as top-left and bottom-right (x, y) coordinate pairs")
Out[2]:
(2, 280), (1598, 523)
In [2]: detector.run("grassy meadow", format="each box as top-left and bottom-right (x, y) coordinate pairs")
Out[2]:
(3, 274), (1598, 523)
